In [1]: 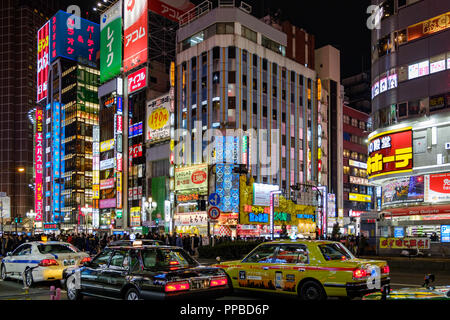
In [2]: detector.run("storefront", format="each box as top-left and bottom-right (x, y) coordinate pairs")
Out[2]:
(174, 211), (208, 236)
(238, 179), (317, 239)
(173, 164), (209, 235)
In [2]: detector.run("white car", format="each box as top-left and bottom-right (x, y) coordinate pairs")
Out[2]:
(1, 241), (90, 287)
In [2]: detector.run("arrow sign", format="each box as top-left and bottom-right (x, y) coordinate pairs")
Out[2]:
(209, 193), (221, 207)
(208, 206), (221, 220)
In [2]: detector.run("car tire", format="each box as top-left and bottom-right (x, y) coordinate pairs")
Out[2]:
(125, 288), (141, 301)
(24, 268), (34, 288)
(299, 280), (327, 301)
(66, 275), (83, 301)
(1, 264), (8, 281)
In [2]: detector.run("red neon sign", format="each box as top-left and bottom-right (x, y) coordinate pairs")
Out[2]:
(128, 67), (147, 94)
(35, 108), (44, 221)
(37, 22), (50, 102)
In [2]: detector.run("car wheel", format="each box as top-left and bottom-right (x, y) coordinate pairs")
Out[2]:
(299, 281), (326, 301)
(66, 275), (83, 301)
(125, 288), (140, 301)
(1, 264), (7, 281)
(24, 268), (34, 287)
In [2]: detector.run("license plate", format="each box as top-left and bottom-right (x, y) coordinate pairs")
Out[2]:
(191, 279), (209, 290)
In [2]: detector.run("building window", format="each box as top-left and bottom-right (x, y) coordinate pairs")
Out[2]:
(217, 22), (234, 35)
(343, 115), (350, 124)
(242, 25), (257, 43)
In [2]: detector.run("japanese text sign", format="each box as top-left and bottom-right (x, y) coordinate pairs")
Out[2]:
(49, 11), (100, 67)
(367, 127), (413, 179)
(100, 0), (122, 83)
(37, 22), (50, 102)
(379, 238), (430, 250)
(123, 0), (148, 72)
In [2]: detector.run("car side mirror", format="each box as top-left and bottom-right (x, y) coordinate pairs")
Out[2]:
(216, 256), (221, 263)
(6, 252), (12, 257)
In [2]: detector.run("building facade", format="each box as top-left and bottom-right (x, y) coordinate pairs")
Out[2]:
(343, 104), (373, 235)
(370, 0), (450, 246)
(174, 2), (320, 238)
(38, 11), (100, 233)
(0, 0), (61, 221)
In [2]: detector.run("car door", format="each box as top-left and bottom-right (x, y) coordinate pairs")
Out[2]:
(9, 244), (34, 278)
(81, 249), (112, 295)
(100, 249), (130, 299)
(271, 244), (310, 295)
(4, 245), (26, 277)
(238, 244), (280, 292)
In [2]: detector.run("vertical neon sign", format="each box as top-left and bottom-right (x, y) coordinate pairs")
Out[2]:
(52, 102), (61, 221)
(35, 108), (44, 221)
(37, 22), (50, 102)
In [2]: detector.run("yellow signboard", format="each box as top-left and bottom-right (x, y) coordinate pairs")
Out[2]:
(349, 193), (372, 203)
(93, 185), (100, 200)
(100, 139), (115, 153)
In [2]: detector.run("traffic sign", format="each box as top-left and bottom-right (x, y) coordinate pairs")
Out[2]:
(208, 206), (221, 220)
(209, 193), (221, 207)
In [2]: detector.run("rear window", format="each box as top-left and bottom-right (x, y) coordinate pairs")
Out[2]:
(141, 248), (198, 270)
(319, 243), (354, 261)
(38, 244), (80, 254)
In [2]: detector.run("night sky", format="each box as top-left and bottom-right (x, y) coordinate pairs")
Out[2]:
(72, 0), (372, 78)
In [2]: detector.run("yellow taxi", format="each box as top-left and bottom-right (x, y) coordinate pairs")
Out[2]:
(214, 240), (390, 300)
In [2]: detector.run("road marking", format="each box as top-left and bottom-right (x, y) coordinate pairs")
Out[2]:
(391, 283), (422, 287)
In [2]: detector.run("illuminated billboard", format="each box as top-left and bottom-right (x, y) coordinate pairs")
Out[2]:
(253, 184), (280, 207)
(123, 0), (148, 72)
(425, 173), (450, 203)
(128, 67), (147, 94)
(37, 22), (50, 102)
(100, 0), (122, 83)
(146, 94), (171, 143)
(175, 164), (208, 194)
(367, 127), (413, 179)
(382, 176), (424, 207)
(149, 0), (195, 22)
(35, 107), (44, 221)
(49, 11), (100, 67)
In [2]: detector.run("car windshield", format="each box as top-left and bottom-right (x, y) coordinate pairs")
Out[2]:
(38, 244), (80, 254)
(319, 243), (354, 261)
(141, 248), (198, 270)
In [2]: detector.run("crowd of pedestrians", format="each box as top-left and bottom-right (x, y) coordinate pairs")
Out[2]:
(1, 231), (373, 258)
(0, 232), (252, 258)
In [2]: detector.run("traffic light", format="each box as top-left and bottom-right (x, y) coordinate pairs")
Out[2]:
(14, 217), (23, 224)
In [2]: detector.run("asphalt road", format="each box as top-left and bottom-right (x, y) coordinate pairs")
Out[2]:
(1, 270), (449, 301)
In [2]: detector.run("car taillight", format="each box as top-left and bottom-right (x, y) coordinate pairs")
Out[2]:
(169, 261), (180, 266)
(210, 277), (228, 287)
(381, 265), (390, 274)
(353, 268), (367, 279)
(165, 282), (190, 293)
(80, 257), (91, 265)
(39, 259), (59, 267)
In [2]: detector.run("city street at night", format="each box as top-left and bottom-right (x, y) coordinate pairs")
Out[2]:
(0, 0), (450, 316)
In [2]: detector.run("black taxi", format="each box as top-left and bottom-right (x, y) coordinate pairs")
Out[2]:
(64, 241), (231, 300)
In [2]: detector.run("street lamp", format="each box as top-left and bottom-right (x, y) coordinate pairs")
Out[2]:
(143, 197), (157, 229)
(26, 210), (36, 235)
